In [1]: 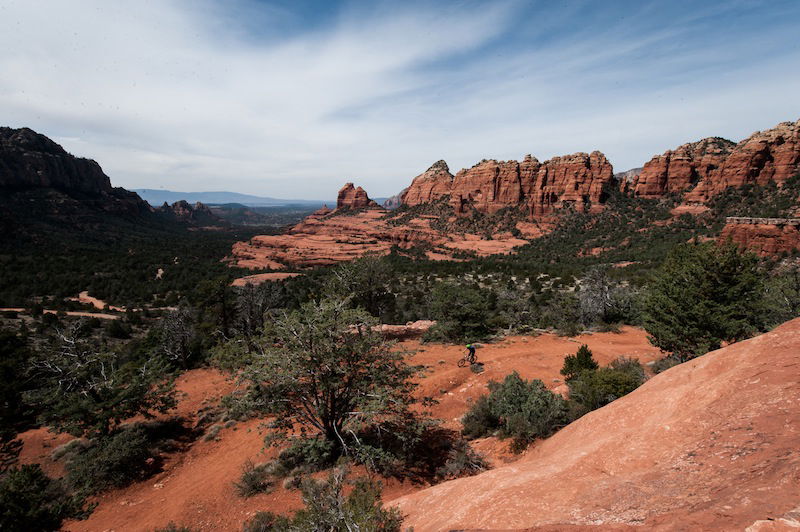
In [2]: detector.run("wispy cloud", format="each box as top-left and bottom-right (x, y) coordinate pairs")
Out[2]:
(0, 0), (798, 199)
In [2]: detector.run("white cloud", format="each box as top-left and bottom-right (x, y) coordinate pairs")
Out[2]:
(0, 0), (798, 199)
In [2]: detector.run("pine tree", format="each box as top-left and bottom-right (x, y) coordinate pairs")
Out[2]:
(560, 344), (599, 381)
(642, 241), (764, 360)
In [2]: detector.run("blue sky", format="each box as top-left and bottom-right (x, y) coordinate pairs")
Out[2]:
(1, 0), (799, 200)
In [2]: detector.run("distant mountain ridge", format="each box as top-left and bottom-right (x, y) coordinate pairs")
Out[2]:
(133, 189), (330, 207)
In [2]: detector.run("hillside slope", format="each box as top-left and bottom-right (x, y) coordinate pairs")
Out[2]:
(392, 319), (800, 530)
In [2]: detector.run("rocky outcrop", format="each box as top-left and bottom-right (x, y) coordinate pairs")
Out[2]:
(633, 119), (800, 201)
(336, 183), (378, 210)
(382, 190), (406, 210)
(155, 200), (223, 225)
(0, 126), (113, 194)
(0, 126), (150, 217)
(393, 318), (800, 530)
(402, 152), (614, 218)
(692, 119), (800, 200)
(230, 208), (530, 269)
(632, 137), (736, 199)
(401, 160), (454, 206)
(719, 217), (800, 256)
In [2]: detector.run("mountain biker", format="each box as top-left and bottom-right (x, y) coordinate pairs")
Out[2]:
(465, 343), (477, 363)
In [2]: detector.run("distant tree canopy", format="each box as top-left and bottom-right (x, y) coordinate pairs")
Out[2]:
(642, 241), (765, 360)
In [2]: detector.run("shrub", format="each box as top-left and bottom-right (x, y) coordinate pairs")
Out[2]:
(242, 511), (291, 532)
(66, 425), (155, 495)
(560, 344), (599, 381)
(568, 360), (645, 415)
(652, 355), (681, 374)
(0, 464), (89, 532)
(234, 460), (273, 498)
(434, 438), (488, 480)
(291, 469), (403, 532)
(462, 372), (569, 451)
(276, 437), (336, 474)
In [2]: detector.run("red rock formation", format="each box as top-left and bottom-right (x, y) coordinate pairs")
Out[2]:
(336, 182), (378, 210)
(402, 160), (454, 206)
(633, 137), (735, 199)
(393, 318), (800, 530)
(525, 151), (614, 217)
(693, 118), (800, 200)
(230, 208), (530, 269)
(403, 152), (614, 218)
(633, 119), (800, 201)
(719, 218), (800, 256)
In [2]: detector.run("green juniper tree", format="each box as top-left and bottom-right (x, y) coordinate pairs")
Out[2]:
(240, 297), (420, 457)
(642, 241), (765, 361)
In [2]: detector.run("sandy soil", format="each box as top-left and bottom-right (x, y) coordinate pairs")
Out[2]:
(13, 327), (662, 531)
(68, 291), (126, 312)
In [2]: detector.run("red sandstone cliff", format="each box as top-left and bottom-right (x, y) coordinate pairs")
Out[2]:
(401, 160), (454, 206)
(633, 119), (800, 201)
(403, 151), (614, 217)
(336, 182), (378, 210)
(632, 137), (735, 199)
(719, 218), (800, 256)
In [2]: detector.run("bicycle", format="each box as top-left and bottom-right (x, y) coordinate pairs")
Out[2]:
(457, 348), (477, 367)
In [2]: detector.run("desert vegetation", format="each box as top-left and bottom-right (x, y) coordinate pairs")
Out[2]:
(2, 178), (800, 530)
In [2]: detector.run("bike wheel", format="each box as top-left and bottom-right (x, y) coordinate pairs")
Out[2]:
(457, 358), (467, 367)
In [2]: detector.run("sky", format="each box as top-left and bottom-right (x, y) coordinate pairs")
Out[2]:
(1, 1), (799, 200)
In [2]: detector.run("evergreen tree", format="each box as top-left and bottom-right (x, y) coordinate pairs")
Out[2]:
(642, 242), (764, 360)
(560, 344), (599, 381)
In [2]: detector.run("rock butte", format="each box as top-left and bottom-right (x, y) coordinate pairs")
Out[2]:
(232, 118), (800, 270)
(631, 118), (800, 201)
(392, 318), (800, 531)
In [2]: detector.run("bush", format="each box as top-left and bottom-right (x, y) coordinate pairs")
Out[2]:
(276, 437), (336, 474)
(652, 355), (681, 374)
(292, 469), (403, 531)
(243, 511), (291, 532)
(234, 460), (273, 498)
(0, 464), (89, 532)
(434, 438), (488, 480)
(568, 359), (645, 414)
(66, 425), (156, 495)
(462, 372), (569, 451)
(560, 344), (599, 381)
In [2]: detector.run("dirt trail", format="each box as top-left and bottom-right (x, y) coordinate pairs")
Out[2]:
(68, 291), (126, 312)
(18, 328), (662, 531)
(393, 319), (800, 531)
(0, 307), (120, 320)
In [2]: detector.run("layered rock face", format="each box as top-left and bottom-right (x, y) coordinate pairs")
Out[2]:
(401, 160), (454, 206)
(719, 217), (800, 256)
(336, 182), (378, 210)
(632, 137), (735, 199)
(403, 152), (614, 217)
(633, 119), (800, 201)
(0, 126), (113, 195)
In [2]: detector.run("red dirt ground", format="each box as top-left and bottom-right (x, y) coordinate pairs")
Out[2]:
(13, 327), (664, 531)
